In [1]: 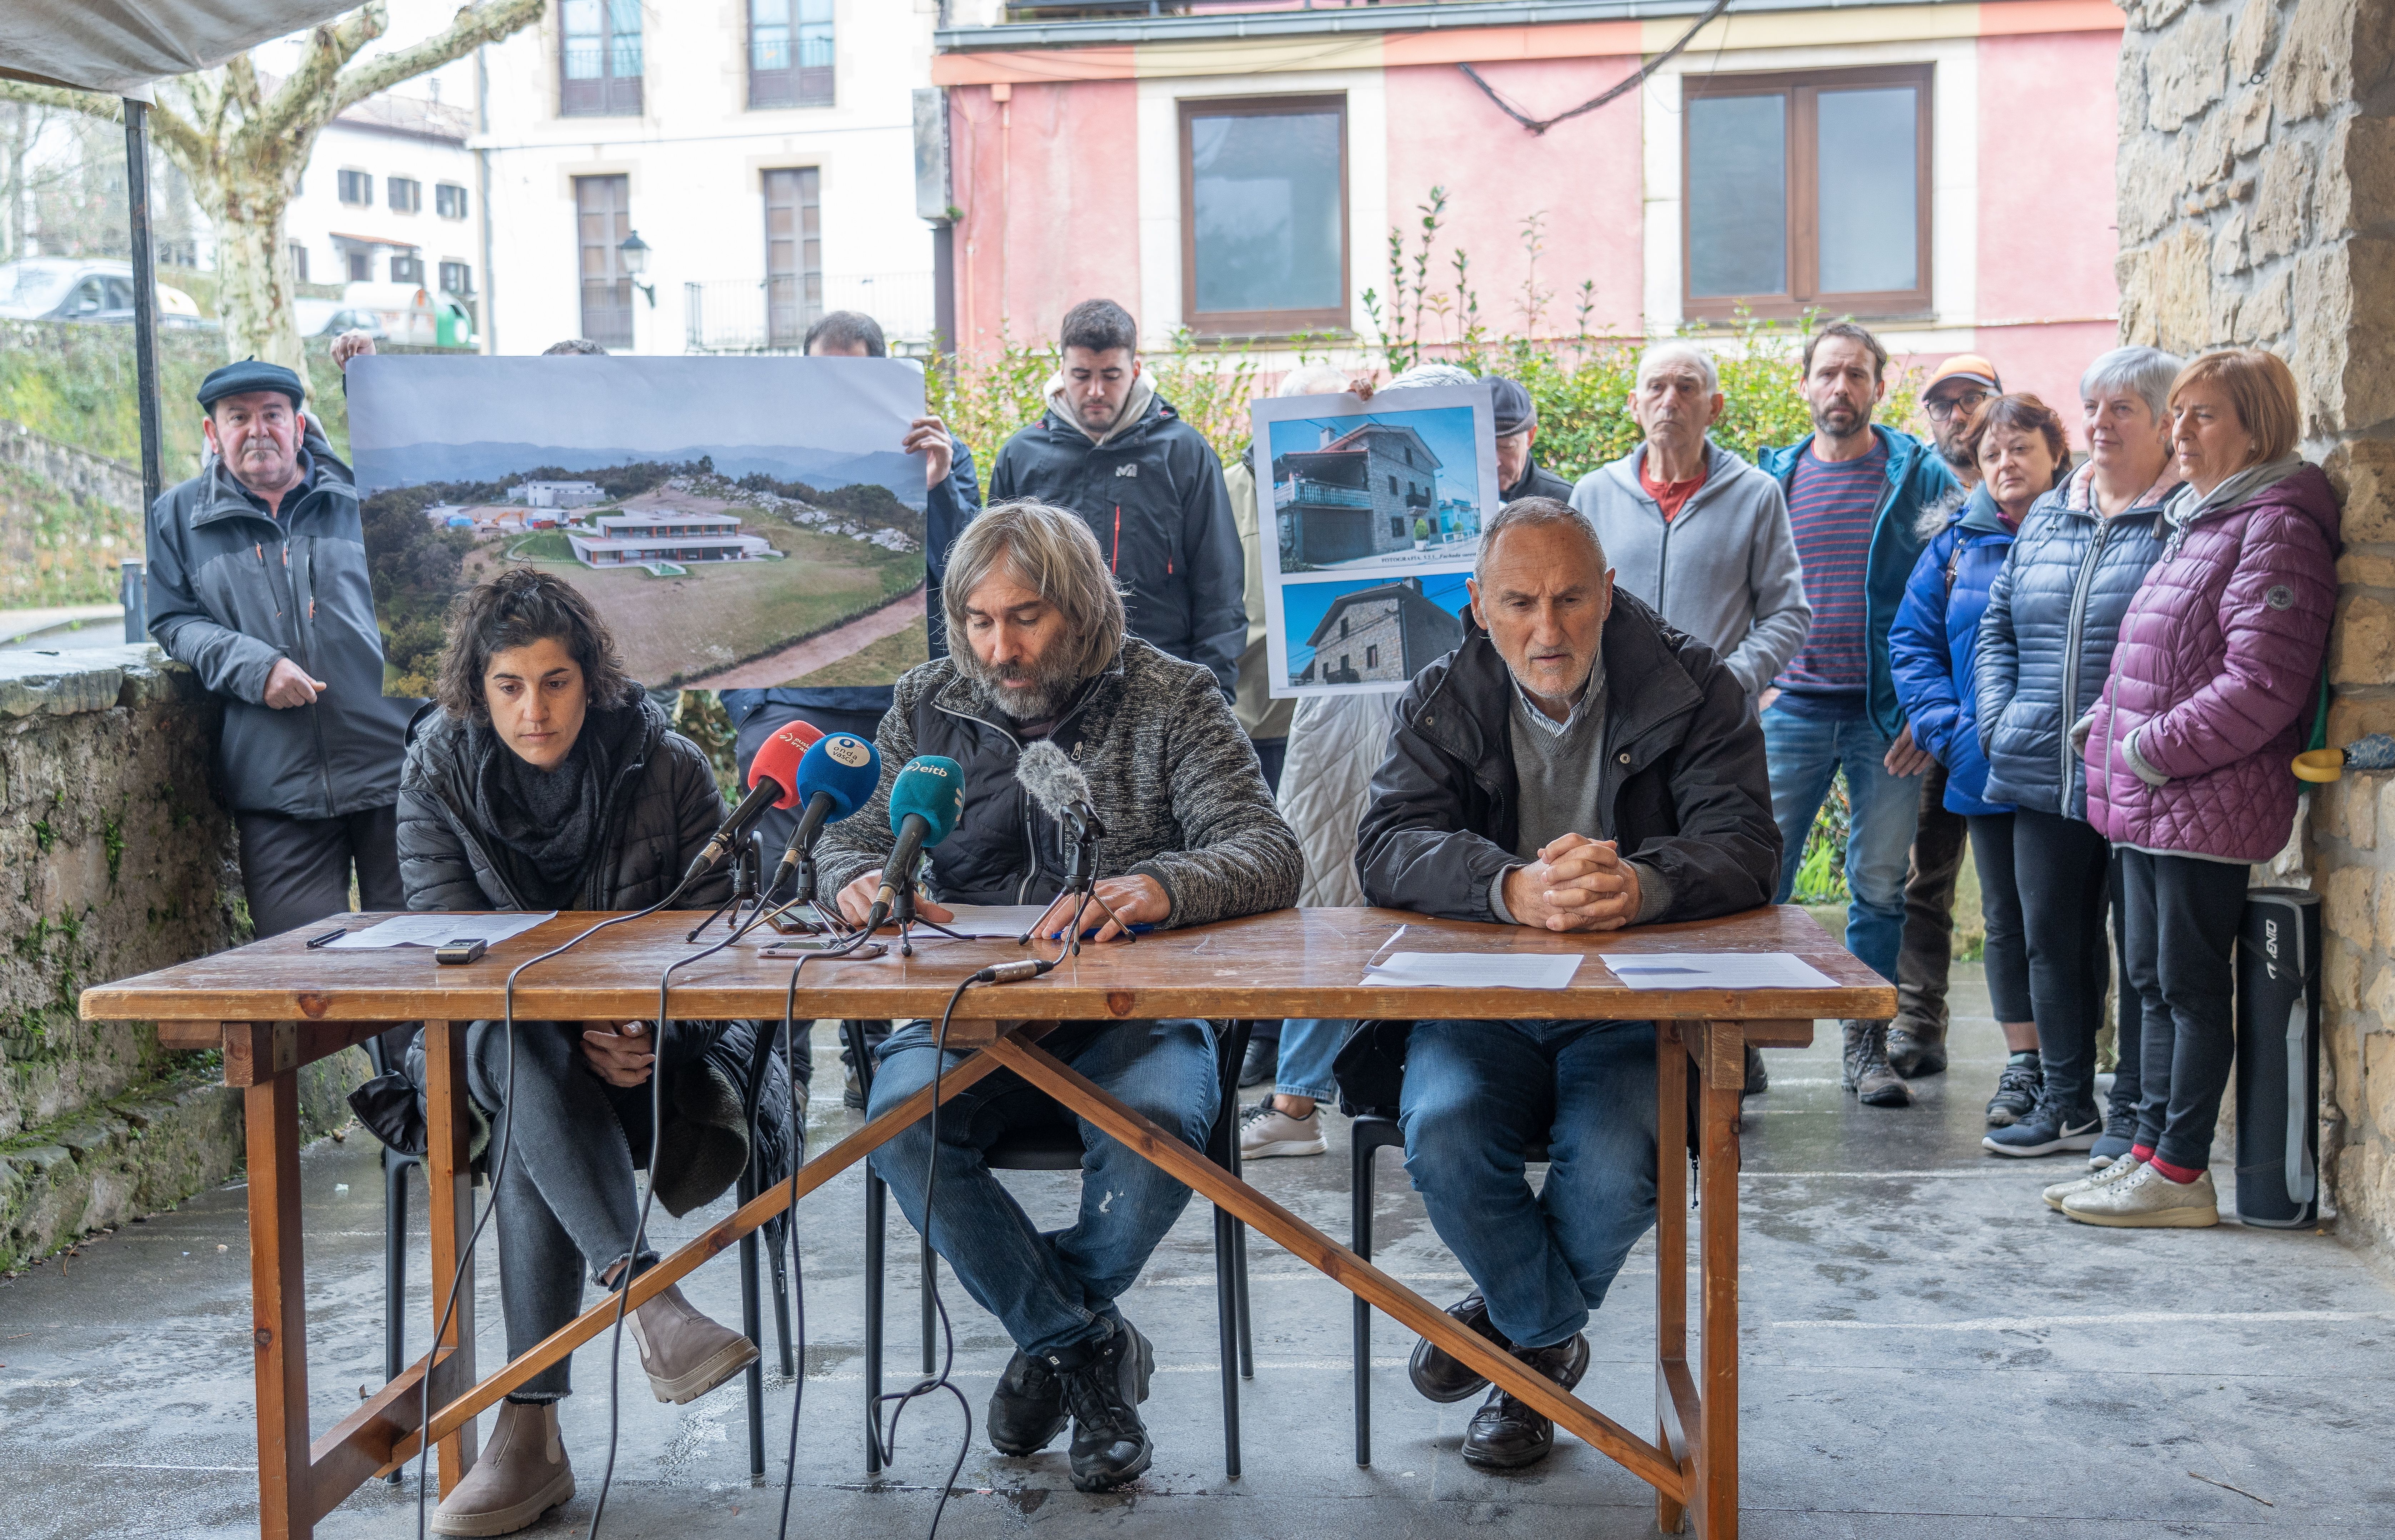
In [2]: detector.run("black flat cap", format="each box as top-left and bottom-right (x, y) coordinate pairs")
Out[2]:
(1487, 375), (1537, 436)
(198, 357), (305, 410)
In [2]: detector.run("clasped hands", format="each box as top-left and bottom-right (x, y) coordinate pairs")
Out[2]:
(1502, 832), (1643, 932)
(834, 870), (1168, 945)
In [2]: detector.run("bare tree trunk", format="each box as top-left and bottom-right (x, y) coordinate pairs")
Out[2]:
(213, 196), (301, 370)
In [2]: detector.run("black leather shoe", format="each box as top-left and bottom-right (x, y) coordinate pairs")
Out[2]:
(1460, 1334), (1590, 1471)
(1408, 1292), (1511, 1403)
(1742, 1042), (1769, 1097)
(986, 1350), (1068, 1456)
(1058, 1319), (1155, 1492)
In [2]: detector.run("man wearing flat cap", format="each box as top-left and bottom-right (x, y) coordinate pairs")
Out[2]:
(1488, 375), (1574, 504)
(145, 359), (415, 937)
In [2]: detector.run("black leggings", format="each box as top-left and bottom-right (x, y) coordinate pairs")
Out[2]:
(2010, 809), (2114, 1114)
(1963, 813), (2031, 1022)
(2118, 847), (2251, 1170)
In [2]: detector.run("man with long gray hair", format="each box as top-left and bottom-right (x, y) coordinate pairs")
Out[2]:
(815, 499), (1301, 1492)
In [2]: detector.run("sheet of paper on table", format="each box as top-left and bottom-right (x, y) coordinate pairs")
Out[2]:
(1600, 952), (1839, 989)
(932, 904), (1058, 939)
(321, 912), (559, 949)
(1362, 952), (1583, 989)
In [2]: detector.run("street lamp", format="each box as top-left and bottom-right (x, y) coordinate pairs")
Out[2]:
(619, 230), (655, 308)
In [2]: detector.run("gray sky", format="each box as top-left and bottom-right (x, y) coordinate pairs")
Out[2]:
(345, 356), (925, 452)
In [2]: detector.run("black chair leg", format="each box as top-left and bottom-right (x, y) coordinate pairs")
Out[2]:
(769, 1234), (795, 1378)
(740, 1171), (765, 1479)
(384, 1150), (409, 1484)
(920, 1234), (936, 1376)
(1231, 1140), (1254, 1380)
(1352, 1128), (1376, 1468)
(864, 1172), (886, 1476)
(1212, 1201), (1242, 1480)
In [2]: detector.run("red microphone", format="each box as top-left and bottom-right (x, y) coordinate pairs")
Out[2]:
(684, 719), (825, 880)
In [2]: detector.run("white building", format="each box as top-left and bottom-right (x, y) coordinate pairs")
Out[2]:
(283, 88), (480, 331)
(472, 1), (949, 357)
(520, 479), (605, 509)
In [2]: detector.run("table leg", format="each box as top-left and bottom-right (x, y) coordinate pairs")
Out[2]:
(1655, 1023), (1694, 1535)
(245, 1034), (311, 1540)
(422, 1021), (479, 1496)
(1695, 1022), (1745, 1539)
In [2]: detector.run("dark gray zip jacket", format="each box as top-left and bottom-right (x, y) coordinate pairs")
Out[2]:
(813, 637), (1302, 923)
(386, 698), (794, 1226)
(145, 434), (417, 817)
(988, 395), (1245, 700)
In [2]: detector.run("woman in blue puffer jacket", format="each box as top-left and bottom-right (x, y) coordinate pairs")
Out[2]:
(1974, 349), (2182, 1168)
(1891, 401), (2044, 1131)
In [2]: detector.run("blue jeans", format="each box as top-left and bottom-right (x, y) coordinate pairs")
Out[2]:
(1274, 1018), (1345, 1103)
(1761, 701), (1924, 984)
(1398, 1019), (1659, 1351)
(866, 1018), (1219, 1358)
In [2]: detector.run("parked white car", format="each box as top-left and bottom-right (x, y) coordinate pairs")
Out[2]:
(0, 258), (210, 327)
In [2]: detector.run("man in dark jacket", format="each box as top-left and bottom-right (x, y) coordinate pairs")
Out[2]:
(817, 500), (1300, 1494)
(146, 359), (417, 938)
(1351, 498), (1777, 1473)
(986, 298), (1243, 699)
(1488, 374), (1574, 502)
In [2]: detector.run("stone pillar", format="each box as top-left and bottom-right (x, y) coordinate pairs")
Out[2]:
(2116, 0), (2395, 1250)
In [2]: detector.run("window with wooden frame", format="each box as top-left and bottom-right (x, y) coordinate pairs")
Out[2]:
(763, 167), (822, 348)
(560, 0), (643, 118)
(1179, 94), (1348, 338)
(749, 0), (835, 109)
(1681, 65), (1932, 322)
(575, 173), (634, 349)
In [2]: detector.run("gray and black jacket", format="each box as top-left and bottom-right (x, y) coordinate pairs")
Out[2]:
(144, 432), (417, 817)
(815, 637), (1303, 924)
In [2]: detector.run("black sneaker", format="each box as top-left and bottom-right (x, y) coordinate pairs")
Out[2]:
(1982, 1099), (2101, 1157)
(1237, 1036), (1276, 1089)
(1408, 1292), (1511, 1403)
(2088, 1104), (2138, 1167)
(1985, 1052), (2042, 1127)
(1058, 1319), (1155, 1492)
(987, 1350), (1068, 1456)
(1459, 1334), (1590, 1471)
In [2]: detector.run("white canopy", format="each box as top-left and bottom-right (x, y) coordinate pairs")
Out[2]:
(0, 0), (355, 96)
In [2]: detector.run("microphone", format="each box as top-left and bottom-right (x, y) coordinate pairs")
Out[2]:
(684, 719), (823, 882)
(869, 755), (966, 924)
(770, 732), (882, 897)
(1014, 739), (1102, 835)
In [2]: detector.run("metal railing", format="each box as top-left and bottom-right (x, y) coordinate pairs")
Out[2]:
(1274, 478), (1371, 509)
(684, 271), (937, 353)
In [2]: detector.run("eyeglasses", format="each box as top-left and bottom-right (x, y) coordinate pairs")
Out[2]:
(1924, 389), (1992, 422)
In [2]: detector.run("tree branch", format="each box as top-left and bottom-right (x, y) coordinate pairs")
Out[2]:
(330, 0), (544, 116)
(0, 81), (208, 177)
(255, 5), (385, 144)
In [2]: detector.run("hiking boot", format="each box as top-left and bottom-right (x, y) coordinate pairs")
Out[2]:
(1841, 1020), (1912, 1107)
(1885, 1019), (1949, 1078)
(1460, 1334), (1591, 1471)
(1240, 1099), (1327, 1159)
(2089, 1104), (2138, 1166)
(1238, 1036), (1277, 1089)
(625, 1281), (759, 1404)
(2061, 1162), (2219, 1228)
(1981, 1100), (2102, 1158)
(988, 1350), (1069, 1456)
(1985, 1052), (2043, 1127)
(430, 1399), (574, 1537)
(2043, 1154), (2145, 1211)
(1057, 1318), (1155, 1492)
(1743, 1043), (1769, 1097)
(1409, 1292), (1511, 1403)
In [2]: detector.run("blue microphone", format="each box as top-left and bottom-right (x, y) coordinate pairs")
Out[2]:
(771, 732), (881, 898)
(871, 755), (966, 923)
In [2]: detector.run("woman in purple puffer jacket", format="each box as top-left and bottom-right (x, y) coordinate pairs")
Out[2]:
(2060, 350), (2339, 1231)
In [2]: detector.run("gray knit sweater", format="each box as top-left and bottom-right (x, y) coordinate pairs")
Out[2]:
(814, 637), (1303, 928)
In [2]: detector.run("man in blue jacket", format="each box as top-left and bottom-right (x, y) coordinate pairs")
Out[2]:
(1756, 322), (1954, 1107)
(146, 359), (418, 938)
(987, 298), (1243, 700)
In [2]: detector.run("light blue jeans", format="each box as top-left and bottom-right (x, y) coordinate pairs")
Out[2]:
(867, 1018), (1218, 1358)
(1398, 1018), (1659, 1350)
(1761, 701), (1924, 985)
(1274, 1018), (1345, 1103)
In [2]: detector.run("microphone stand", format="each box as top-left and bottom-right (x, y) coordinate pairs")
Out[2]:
(1016, 808), (1135, 958)
(883, 849), (970, 958)
(684, 832), (764, 943)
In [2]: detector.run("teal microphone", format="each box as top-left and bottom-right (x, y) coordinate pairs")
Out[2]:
(870, 755), (965, 924)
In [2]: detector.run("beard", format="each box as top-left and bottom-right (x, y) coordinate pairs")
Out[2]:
(955, 645), (1086, 723)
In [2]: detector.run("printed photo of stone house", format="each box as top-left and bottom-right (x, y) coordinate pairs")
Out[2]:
(1290, 574), (1465, 687)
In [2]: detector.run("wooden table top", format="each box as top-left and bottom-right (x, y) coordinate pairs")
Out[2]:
(81, 905), (1892, 1031)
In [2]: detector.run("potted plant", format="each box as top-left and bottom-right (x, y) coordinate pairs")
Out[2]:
(1412, 516), (1431, 551)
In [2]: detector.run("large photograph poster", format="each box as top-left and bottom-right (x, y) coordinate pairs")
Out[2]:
(1254, 383), (1498, 699)
(346, 356), (928, 694)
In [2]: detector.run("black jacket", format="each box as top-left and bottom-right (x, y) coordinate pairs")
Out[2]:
(372, 698), (795, 1225)
(988, 394), (1244, 699)
(1502, 457), (1576, 504)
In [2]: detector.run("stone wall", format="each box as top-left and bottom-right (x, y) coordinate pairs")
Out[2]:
(2115, 0), (2395, 1254)
(0, 644), (363, 1272)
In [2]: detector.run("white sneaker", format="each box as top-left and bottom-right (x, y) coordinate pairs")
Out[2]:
(1239, 1100), (1326, 1159)
(2060, 1161), (2218, 1228)
(2043, 1154), (2144, 1211)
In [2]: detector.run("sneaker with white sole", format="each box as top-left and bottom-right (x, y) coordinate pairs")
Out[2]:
(1982, 1100), (2101, 1157)
(2042, 1154), (2144, 1211)
(2060, 1161), (2218, 1227)
(1239, 1100), (1327, 1159)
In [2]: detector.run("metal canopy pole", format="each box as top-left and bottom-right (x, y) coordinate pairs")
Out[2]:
(121, 96), (164, 643)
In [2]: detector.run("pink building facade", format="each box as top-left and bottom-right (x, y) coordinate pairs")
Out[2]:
(934, 0), (2126, 436)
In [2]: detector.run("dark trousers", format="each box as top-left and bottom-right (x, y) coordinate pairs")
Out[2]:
(1254, 736), (1288, 797)
(2011, 810), (2118, 1116)
(1963, 813), (2032, 1022)
(2118, 848), (2250, 1170)
(235, 804), (402, 940)
(1894, 763), (1969, 1033)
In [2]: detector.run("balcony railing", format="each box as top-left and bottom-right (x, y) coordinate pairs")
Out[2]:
(1275, 478), (1371, 509)
(683, 271), (937, 354)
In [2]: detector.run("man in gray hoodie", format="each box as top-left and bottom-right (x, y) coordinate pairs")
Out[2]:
(1569, 342), (1810, 701)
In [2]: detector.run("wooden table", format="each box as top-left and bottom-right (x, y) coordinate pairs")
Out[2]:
(81, 904), (1891, 1538)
